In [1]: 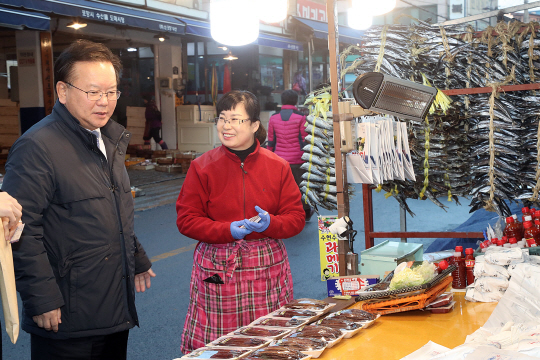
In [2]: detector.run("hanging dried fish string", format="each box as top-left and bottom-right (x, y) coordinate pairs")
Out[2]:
(528, 22), (537, 87)
(374, 25), (388, 73)
(464, 26), (474, 110)
(480, 26), (496, 58)
(529, 115), (540, 202)
(339, 45), (363, 83)
(494, 22), (513, 69)
(419, 116), (431, 199)
(439, 26), (453, 87)
(485, 84), (497, 212)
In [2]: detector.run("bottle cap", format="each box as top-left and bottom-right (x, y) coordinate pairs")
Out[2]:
(509, 237), (517, 244)
(536, 220), (540, 225)
(506, 217), (514, 223)
(525, 215), (533, 222)
(523, 207), (530, 213)
(524, 221), (533, 229)
(491, 237), (498, 245)
(497, 239), (505, 246)
(502, 236), (508, 241)
(480, 242), (489, 249)
(455, 246), (463, 252)
(465, 248), (474, 254)
(535, 210), (540, 217)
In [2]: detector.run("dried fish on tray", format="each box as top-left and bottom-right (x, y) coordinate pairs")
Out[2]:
(269, 309), (319, 319)
(325, 310), (381, 330)
(231, 326), (290, 340)
(206, 336), (272, 350)
(180, 347), (253, 359)
(251, 317), (310, 329)
(270, 337), (327, 359)
(312, 318), (362, 339)
(288, 325), (344, 348)
(282, 298), (333, 312)
(243, 346), (310, 360)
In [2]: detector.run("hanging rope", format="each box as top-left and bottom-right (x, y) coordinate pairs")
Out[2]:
(374, 25), (388, 73)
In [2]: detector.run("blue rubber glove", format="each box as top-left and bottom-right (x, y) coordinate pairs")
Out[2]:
(243, 206), (270, 233)
(230, 220), (252, 240)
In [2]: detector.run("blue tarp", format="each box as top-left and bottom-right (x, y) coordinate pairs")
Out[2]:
(0, 5), (50, 30)
(292, 16), (364, 45)
(3, 0), (185, 34)
(426, 200), (523, 252)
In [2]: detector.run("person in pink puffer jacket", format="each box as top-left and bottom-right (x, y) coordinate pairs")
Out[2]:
(267, 90), (314, 221)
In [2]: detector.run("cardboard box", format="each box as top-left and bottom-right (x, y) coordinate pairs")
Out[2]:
(327, 275), (380, 297)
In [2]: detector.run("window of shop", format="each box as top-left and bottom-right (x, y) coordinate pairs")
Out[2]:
(186, 41), (229, 103)
(259, 55), (283, 91)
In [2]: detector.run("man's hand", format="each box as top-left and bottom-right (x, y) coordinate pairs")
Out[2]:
(33, 308), (62, 332)
(135, 268), (156, 293)
(0, 192), (22, 241)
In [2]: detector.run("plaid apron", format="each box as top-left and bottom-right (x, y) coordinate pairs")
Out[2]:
(180, 238), (293, 354)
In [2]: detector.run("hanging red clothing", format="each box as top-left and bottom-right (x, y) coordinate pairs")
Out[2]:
(223, 63), (231, 94)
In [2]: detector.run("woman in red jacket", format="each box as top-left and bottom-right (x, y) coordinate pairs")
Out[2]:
(176, 90), (305, 353)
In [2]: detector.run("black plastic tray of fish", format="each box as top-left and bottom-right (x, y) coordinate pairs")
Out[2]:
(354, 265), (456, 302)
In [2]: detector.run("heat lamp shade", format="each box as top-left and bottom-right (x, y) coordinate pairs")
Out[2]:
(351, 0), (396, 16)
(210, 0), (259, 46)
(258, 0), (288, 23)
(347, 7), (372, 30)
(352, 72), (437, 122)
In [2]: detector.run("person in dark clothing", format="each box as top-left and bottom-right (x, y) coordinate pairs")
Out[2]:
(2, 40), (155, 360)
(267, 90), (315, 221)
(143, 95), (168, 149)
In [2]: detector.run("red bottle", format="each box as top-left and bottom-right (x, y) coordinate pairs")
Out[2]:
(535, 219), (540, 230)
(523, 207), (531, 223)
(505, 217), (523, 241)
(523, 221), (540, 246)
(452, 247), (466, 289)
(535, 210), (540, 223)
(465, 248), (475, 286)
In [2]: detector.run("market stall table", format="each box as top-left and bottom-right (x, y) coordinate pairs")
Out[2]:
(317, 293), (496, 360)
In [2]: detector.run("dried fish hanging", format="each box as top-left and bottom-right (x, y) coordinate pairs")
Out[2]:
(299, 93), (339, 211)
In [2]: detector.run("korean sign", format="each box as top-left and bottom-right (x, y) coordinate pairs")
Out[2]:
(318, 215), (339, 281)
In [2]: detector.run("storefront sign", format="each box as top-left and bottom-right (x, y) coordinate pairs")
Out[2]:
(297, 0), (327, 22)
(81, 8), (180, 33)
(17, 50), (35, 67)
(318, 215), (340, 281)
(40, 32), (54, 116)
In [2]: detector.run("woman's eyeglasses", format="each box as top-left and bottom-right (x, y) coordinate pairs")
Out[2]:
(214, 116), (250, 126)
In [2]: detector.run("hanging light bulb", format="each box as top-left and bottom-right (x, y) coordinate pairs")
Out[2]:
(258, 0), (288, 23)
(347, 6), (372, 30)
(210, 0), (259, 46)
(66, 18), (87, 29)
(224, 51), (238, 60)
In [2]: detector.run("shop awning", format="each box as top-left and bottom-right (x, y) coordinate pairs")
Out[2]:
(293, 17), (364, 45)
(180, 17), (303, 51)
(2, 0), (185, 34)
(0, 6), (50, 31)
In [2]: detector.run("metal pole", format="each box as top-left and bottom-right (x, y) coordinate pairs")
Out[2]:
(524, 0), (530, 23)
(400, 207), (407, 242)
(327, 0), (350, 276)
(308, 39), (313, 92)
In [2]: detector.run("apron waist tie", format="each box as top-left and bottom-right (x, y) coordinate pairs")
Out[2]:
(225, 239), (251, 278)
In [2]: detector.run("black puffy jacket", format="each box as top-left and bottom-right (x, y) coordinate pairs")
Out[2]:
(2, 101), (152, 339)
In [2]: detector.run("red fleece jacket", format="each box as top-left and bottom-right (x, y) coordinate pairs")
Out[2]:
(176, 142), (305, 244)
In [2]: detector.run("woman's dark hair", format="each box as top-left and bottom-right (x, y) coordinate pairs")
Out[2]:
(216, 90), (267, 145)
(54, 39), (122, 91)
(281, 89), (298, 106)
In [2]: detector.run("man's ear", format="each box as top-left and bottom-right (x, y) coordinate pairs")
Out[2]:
(56, 82), (68, 104)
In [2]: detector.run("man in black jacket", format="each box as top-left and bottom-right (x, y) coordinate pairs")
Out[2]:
(2, 40), (155, 360)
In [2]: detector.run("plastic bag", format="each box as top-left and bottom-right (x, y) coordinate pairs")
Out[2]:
(389, 261), (436, 290)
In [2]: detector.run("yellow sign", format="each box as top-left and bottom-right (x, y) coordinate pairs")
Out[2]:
(318, 215), (339, 281)
(175, 94), (183, 107)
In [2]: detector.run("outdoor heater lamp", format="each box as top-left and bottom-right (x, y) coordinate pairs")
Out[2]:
(352, 72), (437, 122)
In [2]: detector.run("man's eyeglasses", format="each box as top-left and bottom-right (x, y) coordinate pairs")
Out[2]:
(214, 116), (250, 126)
(65, 82), (121, 101)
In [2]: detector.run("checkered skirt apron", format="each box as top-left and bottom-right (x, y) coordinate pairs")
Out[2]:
(180, 238), (293, 354)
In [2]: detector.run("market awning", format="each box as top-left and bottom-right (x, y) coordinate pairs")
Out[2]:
(0, 5), (50, 31)
(292, 16), (364, 45)
(180, 17), (303, 51)
(1, 0), (185, 34)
